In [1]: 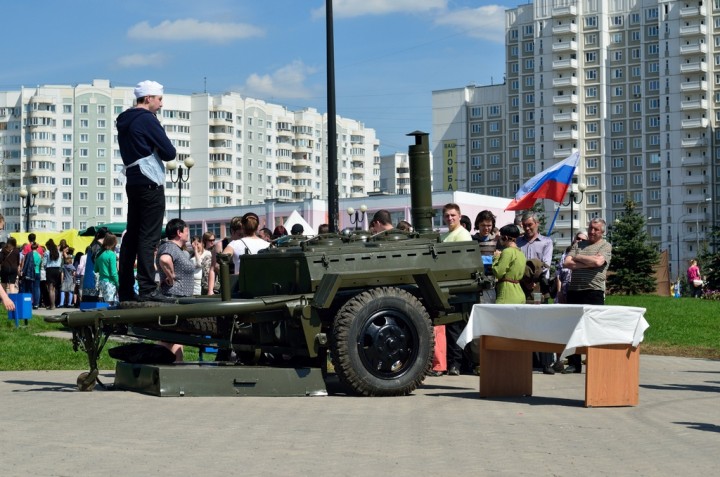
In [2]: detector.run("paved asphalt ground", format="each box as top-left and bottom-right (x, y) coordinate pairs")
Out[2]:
(1, 311), (718, 476)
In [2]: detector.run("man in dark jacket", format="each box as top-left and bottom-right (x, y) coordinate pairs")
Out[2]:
(116, 80), (176, 302)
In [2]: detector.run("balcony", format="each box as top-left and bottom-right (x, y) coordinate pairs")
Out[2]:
(552, 76), (578, 87)
(680, 80), (708, 92)
(684, 193), (711, 204)
(552, 23), (577, 35)
(678, 212), (709, 224)
(553, 149), (573, 158)
(680, 61), (708, 73)
(679, 24), (707, 36)
(680, 99), (708, 111)
(552, 94), (579, 105)
(682, 174), (708, 185)
(679, 42), (707, 55)
(552, 40), (578, 53)
(552, 5), (577, 16)
(681, 136), (708, 147)
(553, 129), (579, 140)
(681, 118), (709, 129)
(680, 5), (706, 17)
(294, 146), (313, 155)
(553, 112), (579, 123)
(680, 155), (707, 166)
(552, 58), (578, 70)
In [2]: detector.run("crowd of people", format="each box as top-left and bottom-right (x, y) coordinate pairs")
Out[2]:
(0, 221), (85, 311)
(0, 79), (684, 377)
(404, 203), (615, 378)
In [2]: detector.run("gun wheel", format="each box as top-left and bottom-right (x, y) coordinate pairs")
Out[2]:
(331, 287), (433, 396)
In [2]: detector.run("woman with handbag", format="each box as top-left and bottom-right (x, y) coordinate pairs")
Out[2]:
(687, 259), (703, 298)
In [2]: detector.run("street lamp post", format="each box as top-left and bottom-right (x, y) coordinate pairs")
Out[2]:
(19, 186), (39, 232)
(347, 204), (367, 230)
(166, 157), (195, 220)
(561, 182), (586, 242)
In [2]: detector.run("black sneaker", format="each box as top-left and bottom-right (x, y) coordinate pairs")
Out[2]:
(138, 290), (177, 303)
(448, 366), (460, 376)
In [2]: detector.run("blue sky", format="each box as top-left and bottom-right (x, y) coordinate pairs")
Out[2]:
(2, 0), (516, 154)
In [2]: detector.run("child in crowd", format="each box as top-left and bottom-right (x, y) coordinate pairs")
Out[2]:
(94, 233), (119, 306)
(59, 255), (76, 308)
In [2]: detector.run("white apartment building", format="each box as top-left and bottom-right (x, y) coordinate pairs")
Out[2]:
(432, 0), (719, 277)
(0, 79), (379, 234)
(378, 152), (435, 195)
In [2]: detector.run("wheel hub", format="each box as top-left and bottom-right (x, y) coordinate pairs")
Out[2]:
(357, 310), (418, 379)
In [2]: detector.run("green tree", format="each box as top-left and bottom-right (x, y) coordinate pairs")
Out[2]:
(698, 225), (720, 290)
(607, 200), (660, 295)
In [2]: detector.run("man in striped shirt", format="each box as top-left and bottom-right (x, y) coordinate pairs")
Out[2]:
(562, 218), (613, 374)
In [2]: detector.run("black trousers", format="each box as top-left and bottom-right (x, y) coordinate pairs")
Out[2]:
(566, 288), (605, 370)
(119, 184), (165, 300)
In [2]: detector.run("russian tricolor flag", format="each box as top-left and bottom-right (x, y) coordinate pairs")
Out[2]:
(505, 151), (580, 211)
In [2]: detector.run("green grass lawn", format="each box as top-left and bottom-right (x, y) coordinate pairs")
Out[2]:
(0, 294), (718, 371)
(0, 310), (201, 371)
(606, 294), (720, 359)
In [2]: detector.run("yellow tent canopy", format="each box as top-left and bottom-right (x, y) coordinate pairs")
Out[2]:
(9, 229), (93, 255)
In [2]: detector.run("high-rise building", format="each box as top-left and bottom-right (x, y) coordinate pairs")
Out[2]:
(432, 0), (718, 278)
(0, 79), (379, 233)
(378, 151), (434, 195)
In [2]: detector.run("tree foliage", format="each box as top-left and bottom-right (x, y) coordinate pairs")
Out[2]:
(607, 200), (660, 295)
(698, 225), (720, 290)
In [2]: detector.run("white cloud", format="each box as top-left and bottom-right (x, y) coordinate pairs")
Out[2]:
(128, 19), (264, 43)
(239, 60), (318, 100)
(434, 6), (507, 43)
(312, 0), (446, 19)
(115, 52), (168, 68)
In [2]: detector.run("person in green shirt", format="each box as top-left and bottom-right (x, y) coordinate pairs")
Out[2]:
(492, 224), (526, 304)
(94, 233), (119, 306)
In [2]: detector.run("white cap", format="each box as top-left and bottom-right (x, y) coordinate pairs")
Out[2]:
(134, 80), (164, 98)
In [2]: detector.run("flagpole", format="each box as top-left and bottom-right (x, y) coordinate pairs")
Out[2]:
(546, 205), (561, 236)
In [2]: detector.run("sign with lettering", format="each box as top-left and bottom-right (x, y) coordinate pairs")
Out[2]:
(443, 140), (457, 191)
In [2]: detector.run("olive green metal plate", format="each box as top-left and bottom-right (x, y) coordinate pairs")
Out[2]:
(114, 362), (328, 397)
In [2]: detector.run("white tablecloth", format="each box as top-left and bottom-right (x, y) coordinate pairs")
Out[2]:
(457, 304), (649, 359)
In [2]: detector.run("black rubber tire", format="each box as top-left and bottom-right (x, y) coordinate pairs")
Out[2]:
(330, 287), (433, 396)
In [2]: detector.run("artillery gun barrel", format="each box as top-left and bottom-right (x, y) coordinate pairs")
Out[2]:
(44, 296), (305, 328)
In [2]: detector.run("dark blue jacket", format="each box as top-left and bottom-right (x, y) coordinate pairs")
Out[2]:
(116, 108), (176, 186)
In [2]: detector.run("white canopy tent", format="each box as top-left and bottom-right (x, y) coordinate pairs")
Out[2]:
(283, 210), (316, 236)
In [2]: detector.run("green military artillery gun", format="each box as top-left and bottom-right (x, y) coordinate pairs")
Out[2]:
(46, 132), (494, 396)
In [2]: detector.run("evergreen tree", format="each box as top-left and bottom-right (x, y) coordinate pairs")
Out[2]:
(529, 201), (548, 235)
(607, 200), (660, 295)
(698, 225), (720, 290)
